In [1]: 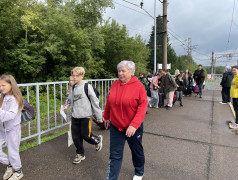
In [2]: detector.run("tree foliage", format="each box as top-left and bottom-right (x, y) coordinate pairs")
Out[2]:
(0, 0), (150, 83)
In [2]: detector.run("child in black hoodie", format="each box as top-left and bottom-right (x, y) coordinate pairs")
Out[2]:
(175, 74), (185, 106)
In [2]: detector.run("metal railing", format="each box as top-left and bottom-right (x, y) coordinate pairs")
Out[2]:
(18, 78), (117, 145)
(205, 74), (223, 90)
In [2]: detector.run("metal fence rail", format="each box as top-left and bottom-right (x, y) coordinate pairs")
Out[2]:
(205, 74), (223, 90)
(18, 79), (117, 145)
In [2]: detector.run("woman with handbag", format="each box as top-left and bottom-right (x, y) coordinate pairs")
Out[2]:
(149, 72), (160, 108)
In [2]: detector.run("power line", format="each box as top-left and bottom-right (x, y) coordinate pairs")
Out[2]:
(226, 0), (236, 51)
(113, 1), (151, 17)
(167, 28), (185, 41)
(168, 29), (210, 58)
(233, 21), (238, 27)
(121, 0), (154, 19)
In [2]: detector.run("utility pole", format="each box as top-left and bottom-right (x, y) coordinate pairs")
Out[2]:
(214, 58), (216, 74)
(211, 51), (214, 75)
(187, 38), (192, 68)
(162, 0), (167, 70)
(153, 0), (157, 74)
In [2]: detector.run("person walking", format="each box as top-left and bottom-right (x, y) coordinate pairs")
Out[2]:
(183, 69), (193, 96)
(220, 66), (233, 104)
(138, 72), (149, 92)
(175, 74), (185, 107)
(149, 72), (160, 108)
(229, 66), (238, 129)
(104, 60), (147, 180)
(138, 72), (150, 113)
(0, 74), (24, 180)
(63, 76), (74, 110)
(70, 67), (103, 164)
(193, 64), (205, 98)
(161, 69), (177, 110)
(174, 69), (180, 81)
(146, 72), (152, 97)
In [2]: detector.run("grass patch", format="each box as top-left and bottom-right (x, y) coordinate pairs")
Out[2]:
(19, 128), (68, 152)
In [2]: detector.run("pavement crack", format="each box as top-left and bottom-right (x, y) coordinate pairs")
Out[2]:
(205, 90), (215, 180)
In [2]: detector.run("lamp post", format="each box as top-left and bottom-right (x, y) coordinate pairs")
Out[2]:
(154, 0), (157, 74)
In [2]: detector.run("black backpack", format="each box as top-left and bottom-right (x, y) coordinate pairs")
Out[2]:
(72, 83), (100, 105)
(84, 83), (100, 100)
(21, 99), (35, 123)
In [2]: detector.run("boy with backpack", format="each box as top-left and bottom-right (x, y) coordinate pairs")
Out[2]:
(70, 67), (103, 164)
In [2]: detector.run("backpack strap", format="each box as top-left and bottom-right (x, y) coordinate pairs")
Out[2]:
(71, 83), (76, 108)
(84, 83), (90, 103)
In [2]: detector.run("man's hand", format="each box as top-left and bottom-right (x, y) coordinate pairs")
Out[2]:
(126, 126), (136, 137)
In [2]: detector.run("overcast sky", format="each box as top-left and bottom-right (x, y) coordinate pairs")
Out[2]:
(103, 0), (238, 66)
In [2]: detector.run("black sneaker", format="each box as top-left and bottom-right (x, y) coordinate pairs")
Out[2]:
(166, 106), (171, 110)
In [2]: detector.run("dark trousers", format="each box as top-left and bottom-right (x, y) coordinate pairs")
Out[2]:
(221, 87), (231, 103)
(175, 91), (183, 105)
(233, 98), (238, 124)
(106, 123), (145, 180)
(199, 83), (203, 97)
(71, 117), (100, 156)
(184, 87), (192, 96)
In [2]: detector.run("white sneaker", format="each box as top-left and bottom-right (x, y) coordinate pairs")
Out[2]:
(3, 166), (13, 180)
(229, 122), (238, 129)
(73, 154), (86, 164)
(219, 102), (227, 104)
(8, 170), (23, 180)
(96, 135), (103, 151)
(133, 175), (143, 180)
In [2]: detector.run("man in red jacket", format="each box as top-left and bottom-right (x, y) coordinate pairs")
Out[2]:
(104, 60), (148, 180)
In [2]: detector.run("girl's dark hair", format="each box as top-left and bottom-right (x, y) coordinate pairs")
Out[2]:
(139, 72), (145, 76)
(232, 66), (238, 70)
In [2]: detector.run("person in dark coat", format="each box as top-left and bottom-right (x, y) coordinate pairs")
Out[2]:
(175, 74), (185, 106)
(193, 64), (205, 98)
(183, 69), (193, 96)
(220, 66), (233, 104)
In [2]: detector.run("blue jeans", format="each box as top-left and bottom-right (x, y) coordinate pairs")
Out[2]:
(150, 89), (159, 108)
(106, 123), (145, 180)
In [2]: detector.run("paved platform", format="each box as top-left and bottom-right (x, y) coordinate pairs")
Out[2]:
(1, 90), (237, 180)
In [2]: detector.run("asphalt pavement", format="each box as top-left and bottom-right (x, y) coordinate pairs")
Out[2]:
(0, 90), (237, 180)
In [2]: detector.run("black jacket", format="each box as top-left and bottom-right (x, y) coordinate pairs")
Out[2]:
(176, 78), (185, 91)
(220, 71), (233, 87)
(193, 69), (205, 85)
(183, 75), (193, 88)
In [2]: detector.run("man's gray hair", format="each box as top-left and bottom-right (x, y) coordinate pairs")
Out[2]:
(225, 66), (231, 72)
(117, 60), (135, 75)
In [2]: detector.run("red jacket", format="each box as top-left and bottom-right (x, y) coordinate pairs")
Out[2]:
(104, 76), (148, 130)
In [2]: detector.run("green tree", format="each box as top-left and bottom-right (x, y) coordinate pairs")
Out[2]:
(100, 20), (150, 77)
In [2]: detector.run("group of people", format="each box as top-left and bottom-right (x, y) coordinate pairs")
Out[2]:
(0, 60), (147, 180)
(219, 66), (238, 130)
(138, 64), (206, 111)
(3, 61), (237, 180)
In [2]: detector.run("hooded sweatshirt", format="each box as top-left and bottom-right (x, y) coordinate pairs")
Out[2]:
(220, 67), (233, 88)
(230, 74), (238, 98)
(70, 80), (102, 121)
(0, 95), (21, 132)
(104, 76), (148, 130)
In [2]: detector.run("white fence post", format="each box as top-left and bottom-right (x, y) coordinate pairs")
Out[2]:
(36, 84), (41, 145)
